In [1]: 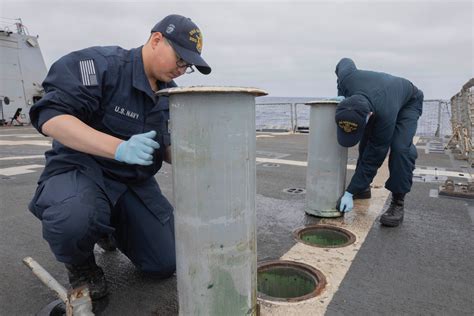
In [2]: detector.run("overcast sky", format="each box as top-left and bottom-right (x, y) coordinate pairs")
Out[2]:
(1, 0), (473, 99)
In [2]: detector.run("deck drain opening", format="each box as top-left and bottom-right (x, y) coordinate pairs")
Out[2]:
(37, 299), (65, 316)
(294, 225), (356, 248)
(283, 187), (306, 194)
(257, 260), (326, 302)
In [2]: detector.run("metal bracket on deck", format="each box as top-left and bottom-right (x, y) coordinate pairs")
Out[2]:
(23, 256), (94, 316)
(438, 179), (474, 199)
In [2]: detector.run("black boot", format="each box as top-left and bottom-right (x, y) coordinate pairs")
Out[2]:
(380, 193), (405, 227)
(65, 256), (108, 300)
(353, 187), (371, 199)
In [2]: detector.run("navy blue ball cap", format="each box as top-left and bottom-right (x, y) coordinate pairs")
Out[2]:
(335, 95), (371, 147)
(151, 14), (211, 75)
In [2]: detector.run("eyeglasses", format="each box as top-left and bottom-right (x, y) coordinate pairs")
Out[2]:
(176, 57), (195, 74)
(163, 37), (194, 74)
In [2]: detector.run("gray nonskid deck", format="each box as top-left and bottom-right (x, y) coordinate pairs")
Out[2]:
(1, 128), (472, 315)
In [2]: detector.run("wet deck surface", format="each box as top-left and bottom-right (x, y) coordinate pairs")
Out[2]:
(1, 127), (473, 315)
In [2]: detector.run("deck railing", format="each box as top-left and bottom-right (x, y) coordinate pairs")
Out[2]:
(256, 99), (452, 136)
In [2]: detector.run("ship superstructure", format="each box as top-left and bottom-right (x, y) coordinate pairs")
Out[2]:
(0, 18), (47, 125)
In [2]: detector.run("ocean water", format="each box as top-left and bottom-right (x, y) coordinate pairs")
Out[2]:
(255, 96), (452, 137)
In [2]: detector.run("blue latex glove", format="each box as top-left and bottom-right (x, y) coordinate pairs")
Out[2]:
(114, 130), (160, 165)
(339, 191), (353, 212)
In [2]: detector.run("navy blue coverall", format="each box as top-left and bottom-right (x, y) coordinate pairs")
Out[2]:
(29, 46), (176, 277)
(336, 58), (424, 195)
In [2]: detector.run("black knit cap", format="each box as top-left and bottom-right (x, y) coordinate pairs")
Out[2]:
(335, 95), (371, 147)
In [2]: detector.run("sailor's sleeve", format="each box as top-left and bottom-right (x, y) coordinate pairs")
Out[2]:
(29, 49), (107, 134)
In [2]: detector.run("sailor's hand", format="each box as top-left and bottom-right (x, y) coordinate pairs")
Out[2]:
(338, 191), (353, 212)
(114, 130), (160, 165)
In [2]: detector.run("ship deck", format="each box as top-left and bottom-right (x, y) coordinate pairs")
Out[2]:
(0, 126), (473, 315)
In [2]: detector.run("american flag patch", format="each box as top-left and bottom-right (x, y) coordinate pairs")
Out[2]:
(79, 59), (98, 86)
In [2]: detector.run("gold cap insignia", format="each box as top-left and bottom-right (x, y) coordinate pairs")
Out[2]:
(338, 120), (358, 133)
(189, 28), (203, 53)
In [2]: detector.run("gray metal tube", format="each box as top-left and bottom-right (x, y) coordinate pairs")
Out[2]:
(305, 100), (348, 217)
(23, 256), (68, 303)
(158, 86), (267, 316)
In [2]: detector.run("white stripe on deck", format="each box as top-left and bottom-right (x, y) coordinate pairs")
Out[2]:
(0, 155), (44, 161)
(0, 164), (44, 176)
(0, 140), (51, 146)
(0, 127), (36, 132)
(255, 157), (471, 179)
(0, 134), (42, 138)
(257, 157), (307, 166)
(4, 156), (462, 179)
